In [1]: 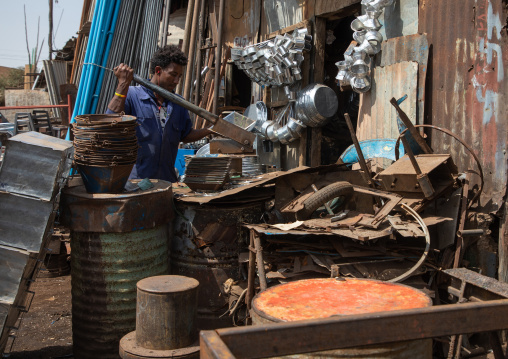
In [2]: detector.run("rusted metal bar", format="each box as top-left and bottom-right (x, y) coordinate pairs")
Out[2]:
(212, 0), (225, 115)
(444, 268), (508, 300)
(400, 134), (435, 198)
(344, 113), (374, 187)
(390, 97), (433, 154)
(448, 281), (467, 359)
(210, 300), (508, 359)
(246, 229), (256, 311)
(487, 331), (506, 359)
(0, 104), (70, 110)
(453, 173), (471, 268)
(200, 330), (236, 359)
(252, 232), (267, 292)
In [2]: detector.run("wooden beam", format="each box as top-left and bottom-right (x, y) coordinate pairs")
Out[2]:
(315, 0), (361, 17)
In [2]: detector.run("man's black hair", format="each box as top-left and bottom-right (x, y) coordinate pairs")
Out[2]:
(149, 45), (188, 74)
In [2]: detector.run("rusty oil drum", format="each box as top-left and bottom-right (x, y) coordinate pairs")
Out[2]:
(61, 180), (174, 359)
(171, 201), (264, 330)
(252, 278), (433, 358)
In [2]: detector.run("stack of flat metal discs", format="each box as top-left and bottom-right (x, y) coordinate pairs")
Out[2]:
(184, 157), (234, 191)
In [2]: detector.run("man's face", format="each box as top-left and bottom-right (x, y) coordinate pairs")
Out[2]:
(158, 63), (184, 92)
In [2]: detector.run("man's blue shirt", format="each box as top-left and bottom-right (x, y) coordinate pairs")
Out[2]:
(106, 85), (192, 182)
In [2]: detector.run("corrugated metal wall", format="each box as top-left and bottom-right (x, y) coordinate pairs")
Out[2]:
(419, 0), (508, 214)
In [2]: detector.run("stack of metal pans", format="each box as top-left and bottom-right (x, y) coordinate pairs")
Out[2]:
(71, 114), (138, 193)
(295, 84), (339, 127)
(241, 156), (266, 177)
(184, 157), (235, 191)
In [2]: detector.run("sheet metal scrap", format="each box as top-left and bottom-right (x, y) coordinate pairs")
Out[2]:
(184, 156), (242, 191)
(0, 132), (73, 355)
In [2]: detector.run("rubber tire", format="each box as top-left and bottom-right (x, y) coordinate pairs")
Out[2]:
(297, 181), (354, 220)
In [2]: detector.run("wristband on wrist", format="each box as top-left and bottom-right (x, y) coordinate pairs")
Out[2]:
(115, 92), (126, 98)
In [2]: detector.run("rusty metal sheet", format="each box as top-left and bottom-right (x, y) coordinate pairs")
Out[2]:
(0, 132), (73, 201)
(0, 193), (54, 252)
(358, 61), (418, 141)
(377, 34), (429, 130)
(252, 278), (432, 322)
(375, 154), (456, 193)
(419, 0), (508, 214)
(245, 221), (392, 241)
(60, 180), (174, 233)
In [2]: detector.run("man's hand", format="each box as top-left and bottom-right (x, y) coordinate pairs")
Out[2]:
(113, 63), (134, 86)
(108, 63), (133, 113)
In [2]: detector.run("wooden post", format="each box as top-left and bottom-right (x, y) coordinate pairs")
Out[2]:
(309, 16), (327, 167)
(183, 0), (202, 101)
(176, 0), (196, 95)
(24, 64), (33, 90)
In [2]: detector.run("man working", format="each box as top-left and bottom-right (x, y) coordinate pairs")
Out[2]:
(107, 45), (212, 182)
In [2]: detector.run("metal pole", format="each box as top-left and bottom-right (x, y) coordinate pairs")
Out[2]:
(213, 0), (225, 115)
(49, 0), (53, 60)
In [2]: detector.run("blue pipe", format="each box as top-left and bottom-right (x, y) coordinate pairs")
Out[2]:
(81, 0), (114, 114)
(67, 0), (105, 140)
(67, 0), (122, 141)
(90, 0), (121, 113)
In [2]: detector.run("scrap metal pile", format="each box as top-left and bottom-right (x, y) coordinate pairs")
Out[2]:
(243, 98), (484, 290)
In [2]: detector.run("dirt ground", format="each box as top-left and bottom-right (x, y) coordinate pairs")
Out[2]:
(6, 274), (73, 359)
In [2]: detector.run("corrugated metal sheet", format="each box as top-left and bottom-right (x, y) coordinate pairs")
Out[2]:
(378, 33), (429, 129)
(358, 61), (418, 140)
(419, 0), (508, 213)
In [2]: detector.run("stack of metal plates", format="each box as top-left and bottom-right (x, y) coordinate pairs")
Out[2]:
(184, 157), (238, 191)
(0, 132), (73, 354)
(72, 114), (138, 166)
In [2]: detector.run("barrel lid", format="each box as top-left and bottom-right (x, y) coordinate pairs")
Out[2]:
(63, 179), (171, 199)
(137, 275), (199, 294)
(252, 278), (432, 322)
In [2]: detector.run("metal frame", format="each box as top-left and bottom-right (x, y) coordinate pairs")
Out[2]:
(0, 94), (73, 127)
(201, 268), (508, 359)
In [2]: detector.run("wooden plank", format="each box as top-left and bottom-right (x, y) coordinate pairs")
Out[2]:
(309, 17), (326, 167)
(315, 0), (361, 16)
(214, 300), (508, 359)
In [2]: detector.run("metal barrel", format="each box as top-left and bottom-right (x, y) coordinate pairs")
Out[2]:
(171, 201), (264, 330)
(136, 275), (199, 350)
(252, 278), (433, 359)
(61, 180), (174, 359)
